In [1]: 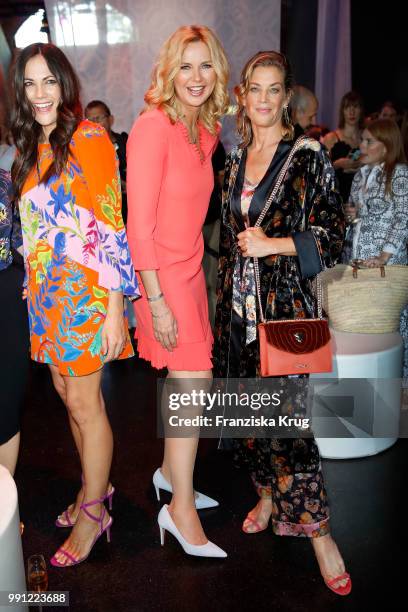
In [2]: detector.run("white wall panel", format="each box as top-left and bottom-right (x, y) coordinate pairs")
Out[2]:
(45, 0), (281, 143)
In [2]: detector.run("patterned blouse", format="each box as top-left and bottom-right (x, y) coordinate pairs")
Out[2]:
(232, 177), (258, 332)
(349, 163), (408, 263)
(19, 121), (140, 376)
(0, 168), (22, 271)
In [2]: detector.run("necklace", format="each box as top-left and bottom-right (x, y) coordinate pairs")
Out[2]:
(187, 125), (197, 144)
(180, 115), (198, 144)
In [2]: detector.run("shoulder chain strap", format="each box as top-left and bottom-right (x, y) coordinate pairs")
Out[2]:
(253, 137), (305, 230)
(252, 137), (322, 323)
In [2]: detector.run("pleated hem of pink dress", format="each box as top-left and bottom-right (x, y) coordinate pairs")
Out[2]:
(134, 327), (213, 371)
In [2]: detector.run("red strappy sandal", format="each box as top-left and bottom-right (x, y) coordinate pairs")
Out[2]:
(242, 514), (270, 534)
(324, 571), (352, 596)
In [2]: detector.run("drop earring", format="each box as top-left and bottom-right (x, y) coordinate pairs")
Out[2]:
(241, 108), (247, 133)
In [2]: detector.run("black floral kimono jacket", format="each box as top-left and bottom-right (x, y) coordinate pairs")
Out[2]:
(212, 138), (345, 536)
(213, 137), (345, 378)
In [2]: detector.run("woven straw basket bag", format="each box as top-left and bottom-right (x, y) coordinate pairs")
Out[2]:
(318, 264), (408, 333)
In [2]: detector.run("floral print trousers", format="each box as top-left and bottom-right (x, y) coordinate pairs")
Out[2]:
(229, 312), (330, 538)
(237, 437), (330, 538)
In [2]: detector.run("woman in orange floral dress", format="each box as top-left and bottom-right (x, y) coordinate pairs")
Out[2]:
(11, 43), (139, 567)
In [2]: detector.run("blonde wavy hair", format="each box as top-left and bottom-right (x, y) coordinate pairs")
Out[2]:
(144, 25), (229, 135)
(235, 51), (294, 147)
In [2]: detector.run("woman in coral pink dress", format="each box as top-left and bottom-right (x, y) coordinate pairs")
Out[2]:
(127, 25), (229, 557)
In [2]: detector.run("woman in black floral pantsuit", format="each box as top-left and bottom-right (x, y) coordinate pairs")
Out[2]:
(213, 51), (351, 595)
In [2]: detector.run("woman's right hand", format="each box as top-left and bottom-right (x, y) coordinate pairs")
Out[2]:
(150, 300), (178, 351)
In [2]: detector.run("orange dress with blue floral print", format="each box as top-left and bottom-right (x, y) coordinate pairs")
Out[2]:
(19, 121), (140, 376)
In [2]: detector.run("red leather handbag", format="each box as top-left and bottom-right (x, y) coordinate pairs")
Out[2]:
(252, 137), (333, 377)
(257, 311), (332, 377)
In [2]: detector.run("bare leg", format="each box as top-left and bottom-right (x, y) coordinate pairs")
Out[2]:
(49, 365), (84, 522)
(49, 365), (82, 455)
(311, 534), (349, 589)
(161, 440), (171, 483)
(162, 370), (211, 546)
(242, 497), (273, 533)
(0, 432), (20, 476)
(53, 370), (113, 565)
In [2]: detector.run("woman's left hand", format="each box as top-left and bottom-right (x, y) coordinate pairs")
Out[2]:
(102, 292), (126, 361)
(237, 227), (275, 258)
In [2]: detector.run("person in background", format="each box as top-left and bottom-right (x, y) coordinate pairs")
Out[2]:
(127, 25), (229, 558)
(305, 124), (329, 143)
(203, 139), (227, 326)
(379, 101), (398, 122)
(365, 112), (379, 126)
(205, 139), (227, 225)
(0, 164), (28, 476)
(322, 91), (364, 202)
(343, 118), (408, 386)
(214, 50), (350, 596)
(401, 110), (408, 160)
(85, 100), (129, 224)
(290, 85), (318, 138)
(11, 43), (139, 567)
(85, 100), (135, 328)
(0, 129), (16, 172)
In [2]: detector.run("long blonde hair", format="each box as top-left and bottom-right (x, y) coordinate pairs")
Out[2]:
(144, 25), (229, 134)
(235, 51), (294, 147)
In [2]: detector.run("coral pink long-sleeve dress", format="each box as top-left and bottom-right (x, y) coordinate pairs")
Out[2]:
(126, 108), (218, 370)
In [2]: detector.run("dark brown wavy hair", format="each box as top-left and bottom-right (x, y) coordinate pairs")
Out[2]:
(11, 43), (82, 199)
(235, 51), (294, 147)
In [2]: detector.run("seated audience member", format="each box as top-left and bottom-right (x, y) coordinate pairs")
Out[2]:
(379, 101), (398, 122)
(401, 110), (408, 159)
(322, 91), (364, 202)
(305, 124), (330, 142)
(290, 85), (318, 138)
(365, 112), (379, 126)
(85, 100), (129, 223)
(343, 119), (408, 385)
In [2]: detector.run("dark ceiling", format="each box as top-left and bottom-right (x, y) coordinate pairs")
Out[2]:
(0, 1), (45, 20)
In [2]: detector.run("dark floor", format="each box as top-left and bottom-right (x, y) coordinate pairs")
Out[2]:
(16, 354), (406, 612)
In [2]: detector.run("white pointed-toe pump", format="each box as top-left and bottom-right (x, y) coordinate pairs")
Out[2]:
(158, 504), (227, 558)
(153, 468), (219, 510)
